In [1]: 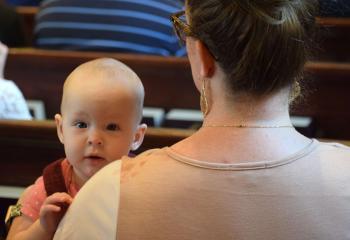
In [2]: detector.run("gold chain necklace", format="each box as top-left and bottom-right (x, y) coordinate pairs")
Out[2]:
(202, 124), (293, 128)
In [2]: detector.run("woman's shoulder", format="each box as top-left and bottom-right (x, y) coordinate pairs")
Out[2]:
(315, 140), (350, 159)
(135, 148), (168, 158)
(83, 149), (168, 185)
(318, 140), (350, 151)
(120, 148), (169, 181)
(124, 148), (169, 163)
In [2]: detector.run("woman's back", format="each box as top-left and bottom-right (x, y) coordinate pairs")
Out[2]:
(115, 141), (350, 239)
(55, 140), (350, 239)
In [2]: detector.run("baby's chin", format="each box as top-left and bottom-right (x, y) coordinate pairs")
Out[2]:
(85, 161), (110, 178)
(86, 167), (102, 178)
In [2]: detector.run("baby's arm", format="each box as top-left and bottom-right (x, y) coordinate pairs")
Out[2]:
(7, 192), (72, 240)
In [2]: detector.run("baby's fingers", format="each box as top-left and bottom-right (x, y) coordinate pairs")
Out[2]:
(40, 203), (62, 214)
(39, 193), (72, 233)
(44, 192), (73, 206)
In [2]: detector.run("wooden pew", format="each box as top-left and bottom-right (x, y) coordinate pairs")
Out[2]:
(294, 62), (350, 139)
(0, 119), (194, 235)
(16, 6), (37, 46)
(315, 17), (350, 61)
(5, 48), (196, 118)
(1, 120), (350, 188)
(15, 6), (350, 61)
(0, 120), (194, 187)
(5, 48), (350, 139)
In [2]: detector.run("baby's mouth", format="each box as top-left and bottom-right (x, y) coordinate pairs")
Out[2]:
(84, 155), (105, 161)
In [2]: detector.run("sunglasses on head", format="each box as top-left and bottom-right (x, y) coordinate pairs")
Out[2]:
(170, 10), (219, 60)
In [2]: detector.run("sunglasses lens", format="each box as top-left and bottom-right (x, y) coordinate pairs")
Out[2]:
(178, 14), (187, 43)
(172, 12), (187, 45)
(176, 25), (186, 44)
(171, 11), (219, 60)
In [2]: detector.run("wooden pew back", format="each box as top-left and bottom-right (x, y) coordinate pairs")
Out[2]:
(5, 48), (197, 118)
(315, 17), (350, 61)
(294, 62), (350, 139)
(16, 6), (37, 46)
(5, 48), (350, 139)
(1, 120), (349, 188)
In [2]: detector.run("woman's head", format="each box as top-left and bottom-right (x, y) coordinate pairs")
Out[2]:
(180, 0), (317, 98)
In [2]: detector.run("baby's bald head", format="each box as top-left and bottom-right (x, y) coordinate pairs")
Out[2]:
(61, 58), (144, 123)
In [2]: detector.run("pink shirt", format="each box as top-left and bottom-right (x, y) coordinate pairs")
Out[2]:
(21, 159), (79, 221)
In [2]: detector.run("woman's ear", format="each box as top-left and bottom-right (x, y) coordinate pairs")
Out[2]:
(55, 113), (64, 144)
(195, 40), (215, 78)
(130, 123), (147, 151)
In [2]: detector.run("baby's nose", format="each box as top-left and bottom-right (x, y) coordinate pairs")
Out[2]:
(88, 139), (102, 145)
(87, 131), (103, 146)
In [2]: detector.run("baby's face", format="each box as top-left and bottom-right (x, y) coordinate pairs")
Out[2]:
(58, 82), (140, 184)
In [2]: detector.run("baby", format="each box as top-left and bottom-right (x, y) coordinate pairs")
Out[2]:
(6, 58), (147, 239)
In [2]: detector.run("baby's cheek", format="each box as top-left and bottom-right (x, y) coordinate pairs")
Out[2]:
(66, 149), (84, 167)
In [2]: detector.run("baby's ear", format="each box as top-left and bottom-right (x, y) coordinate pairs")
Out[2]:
(55, 113), (64, 144)
(131, 123), (147, 151)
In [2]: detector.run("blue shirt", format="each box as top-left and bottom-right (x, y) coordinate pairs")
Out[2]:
(319, 0), (350, 17)
(34, 0), (186, 56)
(5, 0), (42, 6)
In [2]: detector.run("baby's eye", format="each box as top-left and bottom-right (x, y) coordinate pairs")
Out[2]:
(74, 122), (88, 128)
(106, 123), (120, 131)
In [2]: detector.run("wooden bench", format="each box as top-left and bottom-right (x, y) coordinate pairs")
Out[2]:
(315, 17), (350, 61)
(5, 48), (196, 118)
(15, 6), (350, 61)
(0, 119), (194, 235)
(0, 120), (194, 187)
(0, 120), (349, 188)
(16, 6), (37, 46)
(294, 61), (350, 139)
(5, 48), (350, 139)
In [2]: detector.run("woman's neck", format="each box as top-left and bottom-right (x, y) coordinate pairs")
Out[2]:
(204, 88), (292, 127)
(171, 88), (311, 164)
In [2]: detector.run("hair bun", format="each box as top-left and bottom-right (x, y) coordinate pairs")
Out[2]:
(241, 0), (312, 25)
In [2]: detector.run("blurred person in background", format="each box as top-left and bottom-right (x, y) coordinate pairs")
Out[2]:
(5, 0), (42, 6)
(0, 42), (31, 119)
(34, 0), (186, 56)
(319, 0), (350, 16)
(0, 2), (25, 47)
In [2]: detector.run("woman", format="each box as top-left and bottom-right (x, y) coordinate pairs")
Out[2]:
(54, 0), (350, 239)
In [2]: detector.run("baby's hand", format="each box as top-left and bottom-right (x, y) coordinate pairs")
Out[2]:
(39, 192), (73, 234)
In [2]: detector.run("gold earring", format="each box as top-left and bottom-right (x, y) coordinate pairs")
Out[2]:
(200, 78), (209, 117)
(289, 80), (301, 104)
